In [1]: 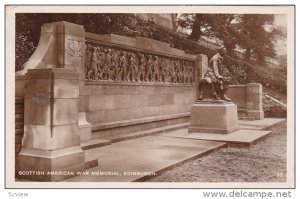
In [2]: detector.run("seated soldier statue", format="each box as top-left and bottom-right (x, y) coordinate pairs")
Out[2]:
(198, 50), (231, 101)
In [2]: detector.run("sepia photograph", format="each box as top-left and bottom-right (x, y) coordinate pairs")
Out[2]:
(5, 5), (295, 189)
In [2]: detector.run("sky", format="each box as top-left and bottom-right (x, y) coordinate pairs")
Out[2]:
(274, 14), (287, 27)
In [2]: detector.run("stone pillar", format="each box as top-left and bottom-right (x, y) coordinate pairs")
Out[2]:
(16, 68), (84, 181)
(15, 21), (94, 181)
(17, 21), (92, 143)
(195, 54), (208, 99)
(246, 83), (264, 120)
(55, 22), (93, 142)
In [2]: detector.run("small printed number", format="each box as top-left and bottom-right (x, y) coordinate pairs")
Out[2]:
(277, 172), (284, 177)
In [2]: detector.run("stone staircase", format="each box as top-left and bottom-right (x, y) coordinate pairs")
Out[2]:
(15, 98), (24, 154)
(80, 122), (189, 151)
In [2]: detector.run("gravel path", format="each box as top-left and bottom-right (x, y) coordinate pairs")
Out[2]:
(148, 121), (287, 182)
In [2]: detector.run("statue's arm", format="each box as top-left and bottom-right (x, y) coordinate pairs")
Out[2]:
(212, 60), (223, 78)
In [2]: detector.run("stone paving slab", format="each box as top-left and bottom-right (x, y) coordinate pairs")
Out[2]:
(160, 118), (284, 146)
(159, 129), (271, 147)
(238, 118), (286, 130)
(65, 118), (284, 182)
(66, 136), (226, 182)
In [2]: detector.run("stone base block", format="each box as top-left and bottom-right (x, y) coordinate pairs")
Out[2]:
(79, 112), (92, 142)
(79, 126), (92, 142)
(247, 110), (264, 120)
(188, 102), (239, 134)
(16, 146), (85, 181)
(188, 126), (239, 134)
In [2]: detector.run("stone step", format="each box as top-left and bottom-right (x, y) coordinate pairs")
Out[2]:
(92, 113), (190, 131)
(15, 113), (24, 122)
(105, 122), (189, 143)
(82, 123), (189, 151)
(15, 134), (23, 143)
(241, 117), (256, 121)
(15, 129), (24, 135)
(15, 104), (24, 114)
(84, 159), (98, 169)
(80, 139), (112, 150)
(15, 122), (24, 129)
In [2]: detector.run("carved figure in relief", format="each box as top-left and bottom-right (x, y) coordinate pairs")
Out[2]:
(160, 58), (168, 82)
(127, 52), (138, 82)
(180, 62), (185, 83)
(179, 64), (184, 83)
(107, 49), (116, 80)
(181, 61), (185, 83)
(159, 58), (165, 82)
(184, 63), (190, 84)
(174, 60), (181, 83)
(87, 46), (98, 80)
(110, 50), (120, 80)
(153, 56), (161, 82)
(96, 47), (106, 80)
(137, 53), (147, 82)
(99, 48), (112, 80)
(118, 51), (128, 81)
(146, 55), (154, 82)
(169, 60), (176, 83)
(85, 44), (92, 78)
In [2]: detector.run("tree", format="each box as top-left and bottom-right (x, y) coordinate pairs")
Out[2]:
(178, 14), (238, 54)
(177, 13), (277, 64)
(237, 14), (276, 63)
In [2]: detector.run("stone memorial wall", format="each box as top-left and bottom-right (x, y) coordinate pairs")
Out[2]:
(82, 33), (198, 138)
(14, 21), (264, 181)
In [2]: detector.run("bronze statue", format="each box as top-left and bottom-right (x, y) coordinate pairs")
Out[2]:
(198, 52), (231, 101)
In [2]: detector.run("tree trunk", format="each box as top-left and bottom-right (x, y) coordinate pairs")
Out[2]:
(188, 17), (201, 41)
(257, 54), (265, 65)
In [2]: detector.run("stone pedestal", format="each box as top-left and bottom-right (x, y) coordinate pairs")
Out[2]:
(246, 83), (264, 120)
(188, 101), (239, 134)
(16, 68), (85, 181)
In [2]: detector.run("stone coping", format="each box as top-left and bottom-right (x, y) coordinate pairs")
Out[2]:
(91, 112), (190, 131)
(15, 75), (27, 80)
(228, 84), (246, 88)
(86, 32), (196, 61)
(85, 80), (196, 87)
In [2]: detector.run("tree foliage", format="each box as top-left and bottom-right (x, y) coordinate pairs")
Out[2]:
(237, 14), (276, 62)
(15, 13), (141, 71)
(177, 14), (277, 64)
